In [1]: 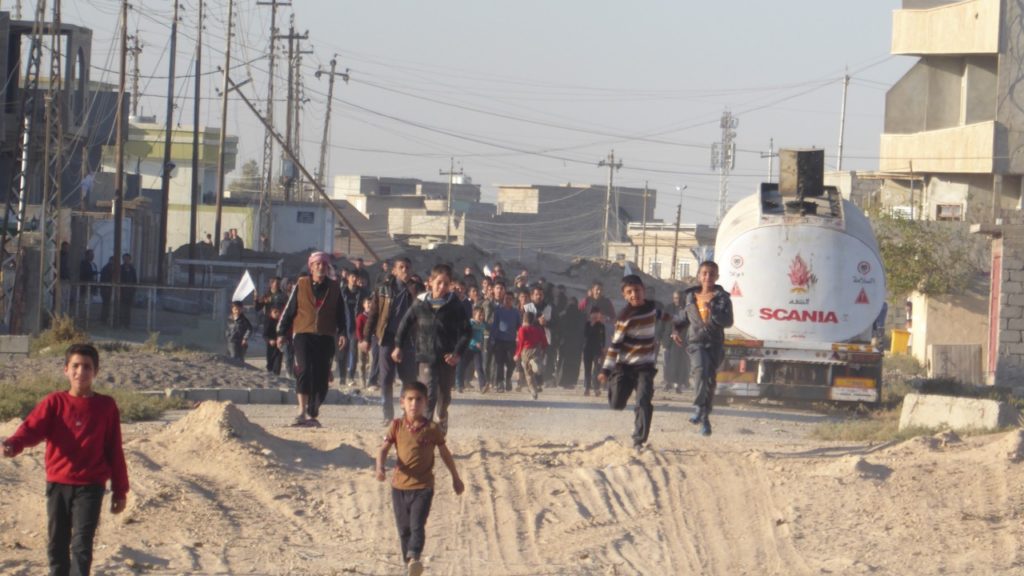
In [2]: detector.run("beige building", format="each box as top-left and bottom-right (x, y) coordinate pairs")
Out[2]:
(607, 222), (716, 281)
(880, 0), (1023, 222)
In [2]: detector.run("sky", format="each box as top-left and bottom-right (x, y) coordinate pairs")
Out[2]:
(54, 0), (913, 226)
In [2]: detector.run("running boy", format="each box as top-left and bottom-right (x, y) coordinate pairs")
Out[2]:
(2, 343), (129, 575)
(376, 381), (464, 576)
(514, 311), (548, 400)
(393, 264), (472, 435)
(597, 275), (661, 451)
(263, 306), (283, 375)
(674, 260), (733, 436)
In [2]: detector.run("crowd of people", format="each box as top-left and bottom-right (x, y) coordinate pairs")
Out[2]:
(236, 254), (734, 438)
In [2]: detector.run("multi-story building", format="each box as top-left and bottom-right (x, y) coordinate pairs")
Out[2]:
(468, 183), (656, 260)
(607, 222), (716, 282)
(880, 0), (1022, 223)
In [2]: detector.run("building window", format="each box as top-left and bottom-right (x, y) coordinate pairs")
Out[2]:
(680, 262), (691, 279)
(379, 185), (391, 196)
(936, 204), (963, 222)
(296, 211), (315, 224)
(615, 253), (626, 262)
(648, 260), (662, 278)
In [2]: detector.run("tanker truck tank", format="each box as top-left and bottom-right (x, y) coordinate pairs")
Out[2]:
(712, 149), (886, 404)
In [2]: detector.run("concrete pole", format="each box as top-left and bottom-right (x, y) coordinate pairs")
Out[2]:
(213, 0), (235, 253)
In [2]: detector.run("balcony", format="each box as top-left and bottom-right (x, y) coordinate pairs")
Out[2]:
(892, 0), (999, 55)
(880, 121), (995, 173)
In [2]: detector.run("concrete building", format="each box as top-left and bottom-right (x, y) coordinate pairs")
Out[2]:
(468, 183), (656, 260)
(880, 0), (1023, 223)
(606, 222), (716, 281)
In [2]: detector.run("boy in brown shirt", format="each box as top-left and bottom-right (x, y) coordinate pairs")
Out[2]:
(376, 381), (464, 576)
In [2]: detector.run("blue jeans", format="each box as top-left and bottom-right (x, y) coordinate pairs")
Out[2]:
(378, 343), (416, 421)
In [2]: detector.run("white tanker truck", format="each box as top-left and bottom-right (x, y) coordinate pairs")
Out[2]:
(713, 149), (886, 404)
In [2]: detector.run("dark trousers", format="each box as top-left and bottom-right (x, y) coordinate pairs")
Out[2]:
(419, 360), (455, 435)
(689, 343), (724, 421)
(663, 342), (690, 388)
(117, 288), (134, 328)
(392, 487), (434, 562)
(283, 339), (295, 378)
(378, 343), (416, 421)
(47, 482), (104, 576)
(616, 365), (656, 446)
(227, 340), (246, 362)
(294, 333), (335, 419)
(491, 340), (515, 390)
(265, 344), (282, 375)
(583, 352), (602, 392)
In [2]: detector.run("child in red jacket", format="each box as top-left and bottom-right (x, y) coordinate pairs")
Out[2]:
(3, 343), (129, 575)
(514, 311), (548, 400)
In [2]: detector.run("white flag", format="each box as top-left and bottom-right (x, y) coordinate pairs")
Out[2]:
(232, 270), (256, 302)
(483, 264), (493, 278)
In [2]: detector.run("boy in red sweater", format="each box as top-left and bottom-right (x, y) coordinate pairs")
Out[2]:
(514, 311), (548, 400)
(3, 343), (129, 576)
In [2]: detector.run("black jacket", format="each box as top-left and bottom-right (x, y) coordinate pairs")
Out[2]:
(674, 285), (734, 349)
(395, 294), (472, 363)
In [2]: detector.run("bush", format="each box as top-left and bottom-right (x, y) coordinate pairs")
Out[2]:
(0, 377), (188, 422)
(882, 354), (925, 404)
(30, 315), (89, 355)
(811, 408), (939, 443)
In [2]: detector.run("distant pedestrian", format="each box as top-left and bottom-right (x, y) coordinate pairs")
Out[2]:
(362, 257), (416, 424)
(582, 306), (606, 395)
(662, 289), (690, 392)
(393, 264), (471, 435)
(118, 253), (137, 328)
(225, 301), (252, 362)
(277, 252), (347, 427)
(488, 280), (520, 393)
(514, 311), (548, 400)
(264, 306), (283, 375)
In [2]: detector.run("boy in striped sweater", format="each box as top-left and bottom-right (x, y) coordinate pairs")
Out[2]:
(598, 274), (661, 452)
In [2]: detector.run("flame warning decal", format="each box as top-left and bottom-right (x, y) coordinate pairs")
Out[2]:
(731, 282), (743, 297)
(855, 288), (870, 305)
(788, 254), (817, 294)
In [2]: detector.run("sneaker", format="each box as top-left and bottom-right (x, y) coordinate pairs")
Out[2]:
(689, 409), (702, 425)
(306, 418), (322, 428)
(290, 415), (308, 427)
(407, 558), (424, 576)
(701, 421), (712, 436)
(531, 388), (538, 400)
(633, 442), (644, 454)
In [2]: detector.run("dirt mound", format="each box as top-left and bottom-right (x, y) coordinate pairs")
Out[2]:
(157, 400), (266, 444)
(570, 437), (637, 468)
(814, 455), (892, 480)
(987, 427), (1024, 462)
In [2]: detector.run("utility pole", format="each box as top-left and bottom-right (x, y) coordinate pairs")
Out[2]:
(158, 0), (179, 284)
(837, 68), (850, 171)
(128, 32), (142, 117)
(257, 0), (289, 251)
(315, 56), (349, 190)
(760, 137), (777, 183)
(226, 75), (382, 260)
(440, 157), (463, 244)
(670, 185), (686, 281)
(188, 0), (203, 285)
(276, 18), (309, 201)
(113, 0), (128, 309)
(598, 150), (622, 261)
(711, 109), (737, 224)
(640, 181), (648, 274)
(213, 0), (234, 253)
(40, 0), (64, 321)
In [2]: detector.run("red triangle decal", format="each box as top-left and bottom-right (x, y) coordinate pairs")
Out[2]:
(855, 288), (869, 305)
(731, 282), (743, 297)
